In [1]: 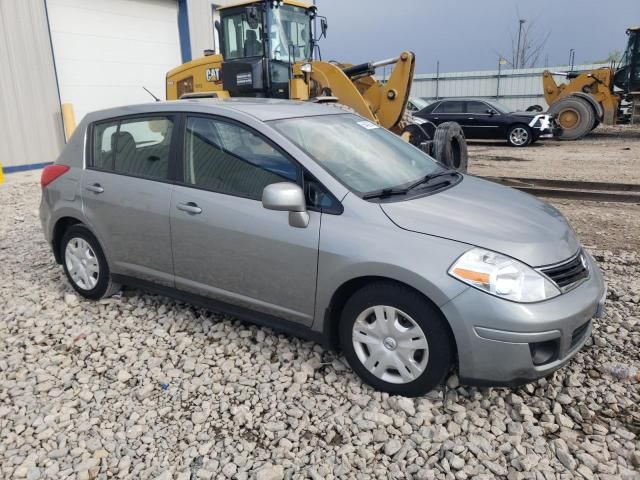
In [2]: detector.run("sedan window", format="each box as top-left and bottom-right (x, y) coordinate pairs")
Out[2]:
(434, 101), (464, 114)
(184, 116), (298, 200)
(466, 101), (491, 114)
(92, 116), (174, 181)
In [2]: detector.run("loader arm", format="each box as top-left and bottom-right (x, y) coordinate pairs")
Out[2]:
(305, 51), (415, 130)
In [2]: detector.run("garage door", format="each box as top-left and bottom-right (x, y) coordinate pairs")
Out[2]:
(46, 0), (182, 123)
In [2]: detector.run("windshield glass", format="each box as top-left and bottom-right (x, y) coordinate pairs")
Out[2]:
(222, 11), (264, 59)
(271, 114), (443, 195)
(269, 5), (312, 62)
(484, 100), (514, 114)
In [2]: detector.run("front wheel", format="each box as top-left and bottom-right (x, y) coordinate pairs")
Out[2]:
(339, 282), (453, 396)
(507, 124), (532, 147)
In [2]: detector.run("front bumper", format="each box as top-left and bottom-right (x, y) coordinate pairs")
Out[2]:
(441, 253), (606, 386)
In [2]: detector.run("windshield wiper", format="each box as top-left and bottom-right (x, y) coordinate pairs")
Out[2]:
(406, 169), (459, 191)
(362, 169), (460, 200)
(361, 187), (410, 200)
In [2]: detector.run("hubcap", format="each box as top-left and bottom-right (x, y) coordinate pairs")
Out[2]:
(510, 127), (529, 146)
(352, 306), (429, 384)
(65, 237), (99, 290)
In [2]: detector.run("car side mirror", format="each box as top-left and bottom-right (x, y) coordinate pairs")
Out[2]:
(487, 108), (497, 116)
(262, 182), (309, 228)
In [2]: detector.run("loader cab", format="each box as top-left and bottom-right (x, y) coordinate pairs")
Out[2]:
(614, 27), (640, 93)
(218, 0), (317, 98)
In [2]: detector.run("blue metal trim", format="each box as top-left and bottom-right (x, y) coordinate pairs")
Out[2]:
(3, 162), (53, 174)
(178, 0), (192, 63)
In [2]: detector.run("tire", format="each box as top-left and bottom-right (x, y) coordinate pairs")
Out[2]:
(339, 281), (453, 396)
(507, 124), (533, 147)
(60, 224), (120, 300)
(591, 118), (600, 131)
(433, 122), (468, 173)
(547, 97), (595, 140)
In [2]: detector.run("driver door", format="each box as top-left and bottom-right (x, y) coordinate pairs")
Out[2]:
(170, 115), (321, 325)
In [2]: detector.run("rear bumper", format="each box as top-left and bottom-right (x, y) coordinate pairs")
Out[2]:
(442, 252), (606, 386)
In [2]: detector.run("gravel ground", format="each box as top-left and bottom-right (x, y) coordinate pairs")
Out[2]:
(468, 125), (640, 184)
(1, 171), (639, 480)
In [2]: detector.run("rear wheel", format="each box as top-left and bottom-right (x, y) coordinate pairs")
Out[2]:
(548, 97), (595, 140)
(433, 122), (468, 172)
(507, 124), (532, 147)
(61, 225), (120, 300)
(339, 282), (453, 396)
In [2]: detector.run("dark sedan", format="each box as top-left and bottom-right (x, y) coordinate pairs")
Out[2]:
(414, 98), (559, 147)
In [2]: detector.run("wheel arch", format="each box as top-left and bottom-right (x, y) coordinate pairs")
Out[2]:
(51, 216), (84, 264)
(323, 276), (459, 360)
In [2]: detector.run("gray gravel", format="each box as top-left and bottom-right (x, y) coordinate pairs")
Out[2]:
(1, 173), (639, 479)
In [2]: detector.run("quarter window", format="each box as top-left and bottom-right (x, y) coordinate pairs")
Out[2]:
(91, 116), (174, 181)
(184, 116), (298, 199)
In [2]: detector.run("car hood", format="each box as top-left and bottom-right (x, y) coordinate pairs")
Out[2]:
(380, 176), (579, 267)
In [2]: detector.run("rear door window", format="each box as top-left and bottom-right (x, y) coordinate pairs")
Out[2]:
(435, 101), (464, 114)
(184, 116), (298, 199)
(91, 116), (174, 181)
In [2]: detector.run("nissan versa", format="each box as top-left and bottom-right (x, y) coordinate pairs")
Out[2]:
(40, 99), (606, 396)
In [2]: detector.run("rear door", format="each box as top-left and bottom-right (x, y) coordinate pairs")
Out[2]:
(431, 100), (466, 131)
(170, 115), (321, 325)
(81, 114), (177, 286)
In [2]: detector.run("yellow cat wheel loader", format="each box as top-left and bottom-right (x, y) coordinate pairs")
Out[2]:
(166, 0), (467, 171)
(542, 26), (640, 140)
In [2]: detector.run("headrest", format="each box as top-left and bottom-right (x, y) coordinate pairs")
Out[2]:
(112, 131), (136, 153)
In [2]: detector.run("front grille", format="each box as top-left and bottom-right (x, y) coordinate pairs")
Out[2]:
(540, 251), (589, 291)
(570, 320), (591, 350)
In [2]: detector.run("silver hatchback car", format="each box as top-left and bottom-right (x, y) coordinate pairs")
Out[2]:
(40, 99), (606, 396)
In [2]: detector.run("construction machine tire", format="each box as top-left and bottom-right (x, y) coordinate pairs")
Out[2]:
(548, 97), (595, 140)
(433, 122), (468, 172)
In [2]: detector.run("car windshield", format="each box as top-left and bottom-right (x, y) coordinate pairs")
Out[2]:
(270, 114), (443, 195)
(484, 100), (514, 114)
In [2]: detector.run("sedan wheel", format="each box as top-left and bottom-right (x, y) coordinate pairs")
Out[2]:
(339, 281), (453, 396)
(508, 126), (531, 147)
(352, 306), (429, 384)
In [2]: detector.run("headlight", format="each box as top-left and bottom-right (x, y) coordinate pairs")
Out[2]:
(448, 248), (560, 303)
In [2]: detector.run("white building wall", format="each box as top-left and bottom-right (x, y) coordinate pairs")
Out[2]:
(187, 0), (232, 58)
(0, 0), (65, 170)
(411, 64), (610, 111)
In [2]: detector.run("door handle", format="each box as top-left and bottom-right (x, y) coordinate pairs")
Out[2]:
(467, 117), (475, 120)
(85, 183), (104, 194)
(177, 202), (202, 214)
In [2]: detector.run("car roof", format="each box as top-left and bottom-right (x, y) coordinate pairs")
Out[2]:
(82, 98), (347, 124)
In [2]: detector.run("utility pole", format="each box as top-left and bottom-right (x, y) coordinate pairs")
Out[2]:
(515, 19), (526, 68)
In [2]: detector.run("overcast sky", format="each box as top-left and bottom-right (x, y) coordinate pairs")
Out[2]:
(314, 0), (639, 73)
